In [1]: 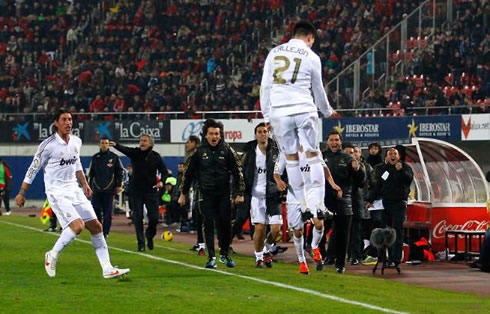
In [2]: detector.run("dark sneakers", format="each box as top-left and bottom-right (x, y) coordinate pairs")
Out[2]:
(138, 243), (145, 252)
(205, 257), (217, 269)
(263, 253), (273, 268)
(146, 237), (154, 250)
(255, 260), (264, 268)
(301, 210), (314, 222)
(219, 255), (235, 268)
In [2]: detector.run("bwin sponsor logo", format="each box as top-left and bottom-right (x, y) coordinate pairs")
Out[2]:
(257, 167), (266, 174)
(300, 165), (310, 172)
(60, 156), (77, 166)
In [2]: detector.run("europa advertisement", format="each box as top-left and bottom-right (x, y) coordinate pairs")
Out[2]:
(322, 115), (461, 143)
(2, 120), (170, 143)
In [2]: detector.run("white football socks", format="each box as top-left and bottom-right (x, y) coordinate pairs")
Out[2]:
(293, 235), (306, 263)
(91, 232), (112, 271)
(51, 227), (77, 258)
(255, 250), (264, 262)
(307, 156), (326, 212)
(311, 226), (324, 250)
(286, 160), (308, 212)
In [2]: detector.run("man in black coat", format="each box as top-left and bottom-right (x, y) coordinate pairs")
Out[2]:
(179, 119), (245, 269)
(367, 147), (413, 267)
(88, 137), (124, 238)
(110, 135), (168, 252)
(344, 144), (370, 265)
(323, 130), (365, 274)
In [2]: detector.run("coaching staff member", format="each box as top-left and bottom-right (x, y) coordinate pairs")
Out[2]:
(110, 135), (168, 251)
(88, 137), (124, 238)
(323, 131), (365, 274)
(178, 119), (245, 269)
(367, 147), (413, 267)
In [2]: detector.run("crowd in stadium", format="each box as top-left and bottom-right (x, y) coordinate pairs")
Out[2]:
(0, 0), (488, 120)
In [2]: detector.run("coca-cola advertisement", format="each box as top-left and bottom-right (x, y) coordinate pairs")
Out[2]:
(431, 207), (489, 251)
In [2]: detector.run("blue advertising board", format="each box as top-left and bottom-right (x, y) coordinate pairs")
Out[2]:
(322, 115), (460, 145)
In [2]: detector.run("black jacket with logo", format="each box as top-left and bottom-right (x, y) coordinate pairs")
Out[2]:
(323, 148), (365, 216)
(367, 161), (413, 203)
(114, 144), (168, 194)
(181, 139), (244, 196)
(88, 150), (124, 194)
(351, 160), (371, 219)
(241, 139), (282, 210)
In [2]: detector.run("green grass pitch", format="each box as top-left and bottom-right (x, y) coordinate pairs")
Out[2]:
(0, 216), (488, 313)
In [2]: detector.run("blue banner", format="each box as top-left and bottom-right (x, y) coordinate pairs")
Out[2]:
(0, 120), (170, 143)
(322, 115), (460, 144)
(323, 115), (461, 143)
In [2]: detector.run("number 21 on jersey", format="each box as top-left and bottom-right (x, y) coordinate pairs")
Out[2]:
(273, 56), (302, 84)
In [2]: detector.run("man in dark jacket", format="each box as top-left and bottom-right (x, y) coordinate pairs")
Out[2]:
(240, 123), (282, 268)
(110, 135), (168, 252)
(0, 157), (12, 215)
(344, 144), (370, 265)
(180, 136), (205, 255)
(367, 147), (413, 267)
(323, 131), (365, 274)
(179, 119), (245, 269)
(88, 138), (124, 238)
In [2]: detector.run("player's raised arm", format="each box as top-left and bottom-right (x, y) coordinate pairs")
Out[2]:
(310, 55), (334, 118)
(260, 54), (273, 123)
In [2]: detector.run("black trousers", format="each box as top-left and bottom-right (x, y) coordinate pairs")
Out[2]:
(382, 200), (407, 264)
(326, 214), (352, 269)
(199, 193), (232, 258)
(231, 201), (251, 240)
(92, 192), (114, 236)
(192, 201), (204, 244)
(133, 192), (160, 246)
(2, 188), (10, 211)
(349, 218), (362, 261)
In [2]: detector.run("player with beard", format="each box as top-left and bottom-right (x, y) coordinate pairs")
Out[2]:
(15, 109), (129, 279)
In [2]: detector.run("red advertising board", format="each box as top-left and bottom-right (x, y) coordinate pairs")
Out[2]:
(431, 206), (489, 251)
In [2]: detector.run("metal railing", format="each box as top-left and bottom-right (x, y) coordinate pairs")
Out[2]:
(326, 0), (453, 109)
(1, 105), (483, 122)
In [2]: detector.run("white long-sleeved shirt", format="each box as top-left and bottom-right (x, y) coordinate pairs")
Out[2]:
(260, 39), (333, 123)
(274, 151), (327, 204)
(24, 133), (84, 193)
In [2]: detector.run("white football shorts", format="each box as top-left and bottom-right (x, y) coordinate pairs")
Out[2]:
(250, 195), (282, 225)
(270, 111), (319, 154)
(47, 188), (98, 229)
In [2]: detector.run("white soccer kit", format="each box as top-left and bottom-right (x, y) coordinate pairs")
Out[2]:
(274, 152), (327, 230)
(260, 38), (333, 154)
(23, 133), (97, 229)
(250, 146), (282, 225)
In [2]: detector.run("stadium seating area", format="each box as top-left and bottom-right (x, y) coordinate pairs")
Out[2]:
(0, 0), (487, 120)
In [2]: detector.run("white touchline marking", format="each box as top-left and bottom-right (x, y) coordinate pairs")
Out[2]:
(1, 220), (407, 314)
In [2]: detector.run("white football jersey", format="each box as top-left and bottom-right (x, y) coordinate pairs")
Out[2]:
(274, 151), (327, 204)
(24, 133), (84, 193)
(251, 145), (267, 198)
(260, 38), (333, 122)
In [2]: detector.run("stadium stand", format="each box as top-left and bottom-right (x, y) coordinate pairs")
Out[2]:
(0, 0), (487, 120)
